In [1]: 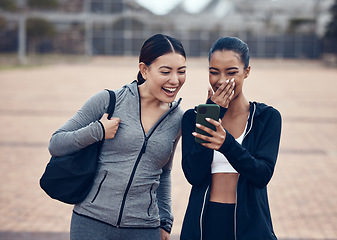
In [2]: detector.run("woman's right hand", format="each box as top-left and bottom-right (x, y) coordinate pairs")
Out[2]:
(210, 78), (235, 108)
(99, 113), (121, 139)
(193, 118), (226, 150)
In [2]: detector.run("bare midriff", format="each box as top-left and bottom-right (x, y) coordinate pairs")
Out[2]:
(210, 173), (239, 203)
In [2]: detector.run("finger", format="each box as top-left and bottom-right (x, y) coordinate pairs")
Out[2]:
(218, 78), (235, 99)
(214, 79), (229, 96)
(229, 89), (235, 100)
(207, 87), (213, 99)
(195, 123), (216, 136)
(101, 113), (109, 119)
(205, 117), (221, 126)
(206, 117), (226, 135)
(111, 117), (121, 123)
(192, 131), (212, 142)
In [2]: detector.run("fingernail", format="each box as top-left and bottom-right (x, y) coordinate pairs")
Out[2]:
(192, 132), (197, 136)
(205, 118), (211, 121)
(226, 79), (229, 83)
(231, 78), (235, 82)
(196, 123), (201, 128)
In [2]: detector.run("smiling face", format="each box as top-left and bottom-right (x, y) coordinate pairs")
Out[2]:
(209, 50), (250, 99)
(139, 52), (186, 103)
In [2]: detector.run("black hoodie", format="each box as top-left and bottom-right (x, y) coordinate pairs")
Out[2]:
(180, 101), (282, 240)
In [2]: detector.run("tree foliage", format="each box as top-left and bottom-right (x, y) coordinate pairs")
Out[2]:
(0, 0), (17, 11)
(27, 18), (56, 40)
(27, 0), (58, 9)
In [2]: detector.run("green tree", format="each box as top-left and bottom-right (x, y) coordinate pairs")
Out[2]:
(28, 0), (58, 9)
(325, 0), (337, 38)
(0, 0), (17, 11)
(26, 18), (56, 53)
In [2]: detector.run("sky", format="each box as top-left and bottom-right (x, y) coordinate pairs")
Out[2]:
(135, 0), (213, 15)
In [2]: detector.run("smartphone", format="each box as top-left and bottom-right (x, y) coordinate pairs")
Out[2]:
(195, 104), (220, 143)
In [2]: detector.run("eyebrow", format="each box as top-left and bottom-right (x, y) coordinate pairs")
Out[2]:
(159, 66), (187, 70)
(209, 67), (238, 71)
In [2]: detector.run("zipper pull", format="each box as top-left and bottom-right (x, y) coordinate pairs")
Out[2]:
(141, 138), (148, 154)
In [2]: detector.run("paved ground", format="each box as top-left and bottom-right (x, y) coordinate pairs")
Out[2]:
(0, 57), (336, 240)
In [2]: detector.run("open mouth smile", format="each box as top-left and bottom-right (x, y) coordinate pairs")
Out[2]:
(162, 87), (177, 94)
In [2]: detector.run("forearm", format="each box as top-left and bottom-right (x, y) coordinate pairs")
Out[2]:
(48, 90), (109, 156)
(181, 109), (213, 186)
(219, 111), (282, 188)
(49, 120), (104, 156)
(157, 169), (173, 233)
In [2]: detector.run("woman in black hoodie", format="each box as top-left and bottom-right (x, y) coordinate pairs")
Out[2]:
(180, 37), (282, 240)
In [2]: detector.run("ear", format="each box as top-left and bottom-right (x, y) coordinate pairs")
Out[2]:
(139, 62), (148, 80)
(244, 66), (251, 79)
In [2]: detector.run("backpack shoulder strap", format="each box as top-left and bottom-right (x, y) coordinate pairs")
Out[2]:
(106, 90), (116, 120)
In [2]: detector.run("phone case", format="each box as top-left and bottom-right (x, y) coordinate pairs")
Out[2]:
(195, 104), (220, 143)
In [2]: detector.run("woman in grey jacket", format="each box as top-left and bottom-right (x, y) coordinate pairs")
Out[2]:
(48, 34), (186, 240)
(180, 37), (281, 239)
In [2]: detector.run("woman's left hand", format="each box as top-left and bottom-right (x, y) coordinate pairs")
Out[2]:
(160, 229), (170, 240)
(192, 118), (226, 150)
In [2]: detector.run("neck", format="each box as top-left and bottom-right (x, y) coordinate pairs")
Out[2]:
(227, 93), (250, 116)
(138, 83), (166, 108)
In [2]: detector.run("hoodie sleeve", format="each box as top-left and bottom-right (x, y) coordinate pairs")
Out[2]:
(219, 107), (282, 189)
(181, 100), (228, 186)
(48, 90), (110, 156)
(156, 134), (181, 233)
(181, 109), (214, 186)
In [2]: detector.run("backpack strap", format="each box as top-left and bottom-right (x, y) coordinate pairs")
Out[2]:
(106, 90), (116, 120)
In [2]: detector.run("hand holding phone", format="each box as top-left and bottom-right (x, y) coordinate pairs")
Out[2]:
(195, 104), (220, 143)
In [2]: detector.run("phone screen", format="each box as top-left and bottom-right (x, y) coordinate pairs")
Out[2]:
(195, 104), (220, 143)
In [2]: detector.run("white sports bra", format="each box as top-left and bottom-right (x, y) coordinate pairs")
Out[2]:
(211, 122), (247, 174)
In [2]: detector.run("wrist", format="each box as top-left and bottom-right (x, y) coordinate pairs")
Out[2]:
(206, 98), (227, 119)
(97, 120), (105, 140)
(160, 220), (172, 234)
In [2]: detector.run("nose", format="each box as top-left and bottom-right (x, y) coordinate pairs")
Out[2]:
(220, 73), (227, 81)
(169, 73), (180, 85)
(217, 74), (227, 85)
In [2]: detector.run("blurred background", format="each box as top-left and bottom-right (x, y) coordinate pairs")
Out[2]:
(0, 0), (336, 65)
(1, 1), (337, 240)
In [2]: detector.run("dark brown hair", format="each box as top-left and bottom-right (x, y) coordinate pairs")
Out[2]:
(137, 34), (186, 84)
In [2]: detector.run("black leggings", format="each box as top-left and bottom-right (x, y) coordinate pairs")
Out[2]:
(203, 201), (235, 240)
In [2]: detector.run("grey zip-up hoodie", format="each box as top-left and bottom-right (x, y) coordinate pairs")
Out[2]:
(48, 81), (183, 233)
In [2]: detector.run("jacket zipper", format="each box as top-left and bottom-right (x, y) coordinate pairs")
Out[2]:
(234, 175), (239, 240)
(116, 137), (148, 227)
(116, 97), (182, 227)
(199, 186), (209, 240)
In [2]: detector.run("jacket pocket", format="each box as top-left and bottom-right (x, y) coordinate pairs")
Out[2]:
(91, 171), (108, 203)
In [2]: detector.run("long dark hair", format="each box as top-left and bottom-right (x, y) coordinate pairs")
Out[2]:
(137, 34), (186, 84)
(208, 37), (250, 70)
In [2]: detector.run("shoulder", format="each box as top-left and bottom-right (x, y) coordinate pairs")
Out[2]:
(254, 102), (281, 118)
(182, 108), (196, 121)
(182, 108), (197, 130)
(252, 102), (282, 128)
(83, 90), (110, 109)
(174, 106), (185, 118)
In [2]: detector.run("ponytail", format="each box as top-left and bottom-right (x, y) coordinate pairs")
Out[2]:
(137, 71), (146, 85)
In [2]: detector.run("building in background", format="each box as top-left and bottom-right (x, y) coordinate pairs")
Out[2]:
(0, 0), (335, 61)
